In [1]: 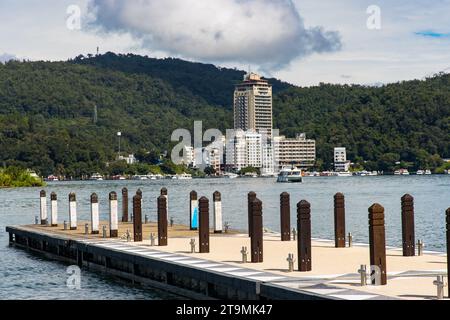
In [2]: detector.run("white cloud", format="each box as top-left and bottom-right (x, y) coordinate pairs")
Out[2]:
(0, 53), (16, 63)
(87, 0), (342, 70)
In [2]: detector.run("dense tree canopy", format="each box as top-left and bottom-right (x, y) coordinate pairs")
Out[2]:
(0, 53), (448, 177)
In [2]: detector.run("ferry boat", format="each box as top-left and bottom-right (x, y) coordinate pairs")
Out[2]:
(90, 173), (104, 181)
(277, 166), (303, 183)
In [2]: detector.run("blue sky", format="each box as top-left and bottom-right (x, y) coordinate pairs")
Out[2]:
(0, 0), (449, 86)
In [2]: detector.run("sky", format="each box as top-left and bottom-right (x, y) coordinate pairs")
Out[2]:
(0, 0), (449, 86)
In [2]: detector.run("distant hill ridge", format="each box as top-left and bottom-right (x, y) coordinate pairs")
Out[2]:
(0, 52), (447, 176)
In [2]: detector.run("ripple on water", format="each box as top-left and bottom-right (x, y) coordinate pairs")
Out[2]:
(0, 176), (449, 299)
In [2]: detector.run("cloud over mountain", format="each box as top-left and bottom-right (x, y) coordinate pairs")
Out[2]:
(87, 0), (342, 70)
(0, 53), (17, 63)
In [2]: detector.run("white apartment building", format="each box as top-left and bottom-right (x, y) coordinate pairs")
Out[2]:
(334, 147), (350, 172)
(234, 73), (273, 136)
(274, 134), (316, 170)
(225, 130), (274, 173)
(181, 146), (195, 167)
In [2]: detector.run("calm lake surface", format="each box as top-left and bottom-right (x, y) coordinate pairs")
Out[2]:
(1, 176), (449, 299)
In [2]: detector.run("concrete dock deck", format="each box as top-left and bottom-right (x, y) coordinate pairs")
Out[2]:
(6, 222), (448, 300)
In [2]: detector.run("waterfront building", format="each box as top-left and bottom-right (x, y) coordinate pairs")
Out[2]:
(118, 154), (137, 165)
(225, 130), (274, 173)
(234, 73), (273, 136)
(273, 134), (316, 170)
(334, 147), (350, 172)
(181, 146), (195, 167)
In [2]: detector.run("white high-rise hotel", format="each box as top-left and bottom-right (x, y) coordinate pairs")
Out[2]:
(226, 73), (316, 173)
(234, 73), (273, 136)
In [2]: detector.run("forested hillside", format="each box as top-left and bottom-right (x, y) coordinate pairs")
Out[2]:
(274, 75), (450, 171)
(0, 53), (449, 176)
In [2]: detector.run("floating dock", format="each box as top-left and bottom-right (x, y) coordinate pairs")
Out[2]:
(6, 222), (448, 300)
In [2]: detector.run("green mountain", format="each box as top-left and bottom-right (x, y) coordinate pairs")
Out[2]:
(0, 53), (448, 177)
(274, 76), (450, 171)
(72, 52), (293, 108)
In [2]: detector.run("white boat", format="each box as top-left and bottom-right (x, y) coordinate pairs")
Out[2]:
(176, 173), (193, 180)
(90, 173), (104, 181)
(224, 173), (238, 179)
(416, 170), (424, 175)
(277, 166), (303, 183)
(395, 169), (410, 175)
(336, 171), (353, 177)
(425, 170), (432, 175)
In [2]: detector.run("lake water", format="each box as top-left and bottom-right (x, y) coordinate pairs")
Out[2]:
(1, 176), (449, 299)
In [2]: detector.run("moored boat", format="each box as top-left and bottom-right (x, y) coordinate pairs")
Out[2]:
(277, 166), (303, 183)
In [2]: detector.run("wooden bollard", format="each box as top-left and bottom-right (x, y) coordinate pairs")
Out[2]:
(50, 192), (58, 227)
(280, 192), (291, 241)
(109, 192), (119, 238)
(133, 194), (143, 242)
(297, 200), (312, 271)
(368, 203), (387, 285)
(122, 187), (129, 222)
(40, 190), (48, 225)
(401, 194), (415, 256)
(161, 188), (168, 222)
(248, 192), (256, 237)
(190, 191), (198, 230)
(446, 208), (450, 298)
(198, 197), (210, 253)
(213, 191), (222, 233)
(90, 193), (99, 234)
(69, 193), (77, 230)
(334, 193), (346, 248)
(157, 196), (168, 246)
(250, 198), (263, 263)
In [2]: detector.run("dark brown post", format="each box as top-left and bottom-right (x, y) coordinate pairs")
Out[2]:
(161, 187), (168, 222)
(368, 203), (387, 285)
(190, 191), (198, 230)
(334, 193), (346, 248)
(122, 187), (128, 222)
(280, 192), (291, 241)
(157, 196), (168, 246)
(248, 192), (256, 237)
(133, 194), (143, 242)
(401, 194), (415, 256)
(446, 208), (450, 298)
(250, 198), (263, 263)
(297, 200), (312, 271)
(198, 197), (210, 253)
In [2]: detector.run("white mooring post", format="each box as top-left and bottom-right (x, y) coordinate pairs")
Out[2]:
(91, 193), (99, 234)
(69, 193), (77, 230)
(190, 191), (198, 230)
(213, 191), (223, 234)
(109, 192), (119, 238)
(50, 192), (58, 227)
(40, 190), (48, 225)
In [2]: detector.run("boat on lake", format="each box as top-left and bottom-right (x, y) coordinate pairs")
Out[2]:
(277, 166), (303, 183)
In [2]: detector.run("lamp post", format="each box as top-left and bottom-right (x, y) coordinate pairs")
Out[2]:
(117, 131), (122, 159)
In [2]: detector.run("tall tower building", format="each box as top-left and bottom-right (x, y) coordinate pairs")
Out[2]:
(234, 73), (273, 136)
